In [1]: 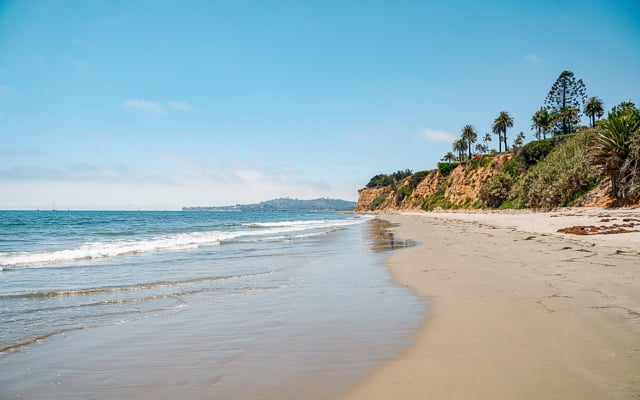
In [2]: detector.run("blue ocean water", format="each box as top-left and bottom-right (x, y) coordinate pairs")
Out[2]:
(0, 210), (423, 399)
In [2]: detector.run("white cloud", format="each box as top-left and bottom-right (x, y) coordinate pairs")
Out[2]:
(123, 99), (165, 113)
(0, 85), (8, 94)
(419, 129), (456, 143)
(526, 54), (541, 64)
(167, 101), (191, 111)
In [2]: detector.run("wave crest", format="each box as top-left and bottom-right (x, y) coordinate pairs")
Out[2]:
(0, 217), (369, 268)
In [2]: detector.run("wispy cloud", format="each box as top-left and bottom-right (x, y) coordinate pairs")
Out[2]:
(123, 99), (193, 113)
(526, 54), (541, 64)
(123, 99), (165, 113)
(0, 164), (174, 185)
(0, 85), (9, 94)
(419, 128), (456, 143)
(167, 100), (191, 111)
(0, 148), (47, 157)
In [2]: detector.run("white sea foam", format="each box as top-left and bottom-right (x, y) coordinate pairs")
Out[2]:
(0, 216), (370, 268)
(244, 218), (367, 229)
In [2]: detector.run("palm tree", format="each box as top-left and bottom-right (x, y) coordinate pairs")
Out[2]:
(611, 101), (637, 117)
(442, 152), (456, 163)
(513, 131), (526, 148)
(453, 139), (467, 162)
(557, 107), (580, 134)
(492, 127), (502, 152)
(461, 124), (478, 159)
(584, 96), (604, 128)
(492, 111), (514, 152)
(483, 132), (492, 147)
(591, 111), (640, 197)
(475, 143), (488, 154)
(531, 108), (554, 140)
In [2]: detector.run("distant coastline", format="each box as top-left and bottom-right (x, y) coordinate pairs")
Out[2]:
(183, 197), (357, 212)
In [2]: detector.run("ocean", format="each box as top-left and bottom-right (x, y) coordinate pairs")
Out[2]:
(0, 210), (423, 399)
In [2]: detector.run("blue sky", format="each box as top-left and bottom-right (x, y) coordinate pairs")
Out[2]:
(1, 0), (639, 209)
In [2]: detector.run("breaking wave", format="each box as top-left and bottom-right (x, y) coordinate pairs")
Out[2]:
(0, 217), (369, 269)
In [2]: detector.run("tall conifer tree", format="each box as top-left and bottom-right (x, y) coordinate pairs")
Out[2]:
(544, 70), (587, 135)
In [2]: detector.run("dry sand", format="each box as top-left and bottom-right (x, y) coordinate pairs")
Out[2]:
(342, 208), (640, 399)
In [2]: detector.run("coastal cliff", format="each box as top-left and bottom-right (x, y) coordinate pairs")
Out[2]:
(357, 131), (640, 212)
(356, 154), (513, 212)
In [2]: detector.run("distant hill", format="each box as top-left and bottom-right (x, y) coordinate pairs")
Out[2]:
(183, 198), (357, 212)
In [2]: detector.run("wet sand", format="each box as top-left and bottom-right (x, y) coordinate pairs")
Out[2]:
(342, 209), (640, 399)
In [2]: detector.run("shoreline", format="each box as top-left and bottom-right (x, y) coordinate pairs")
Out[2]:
(342, 209), (640, 399)
(0, 217), (422, 400)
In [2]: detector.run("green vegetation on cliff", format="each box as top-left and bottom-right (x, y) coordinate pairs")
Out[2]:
(513, 132), (600, 208)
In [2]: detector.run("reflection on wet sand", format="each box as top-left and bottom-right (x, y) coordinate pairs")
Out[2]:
(366, 218), (416, 252)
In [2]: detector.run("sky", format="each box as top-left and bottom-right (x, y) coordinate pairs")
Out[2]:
(1, 0), (639, 210)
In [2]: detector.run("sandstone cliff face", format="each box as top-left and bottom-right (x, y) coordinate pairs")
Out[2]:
(357, 155), (515, 212)
(355, 188), (385, 211)
(406, 170), (440, 209)
(444, 154), (511, 205)
(361, 155), (492, 210)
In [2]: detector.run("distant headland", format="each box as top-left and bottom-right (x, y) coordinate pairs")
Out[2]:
(183, 198), (357, 212)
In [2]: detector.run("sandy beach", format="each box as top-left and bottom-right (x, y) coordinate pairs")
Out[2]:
(342, 208), (640, 399)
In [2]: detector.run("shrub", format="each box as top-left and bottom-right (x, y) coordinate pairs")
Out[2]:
(394, 170), (432, 205)
(591, 109), (640, 198)
(617, 134), (640, 199)
(369, 191), (389, 210)
(421, 189), (452, 210)
(480, 171), (514, 208)
(391, 169), (413, 182)
(517, 139), (555, 167)
(514, 131), (600, 208)
(366, 174), (394, 188)
(411, 170), (431, 183)
(394, 185), (410, 205)
(499, 198), (525, 209)
(366, 169), (413, 189)
(502, 156), (526, 177)
(480, 156), (493, 168)
(438, 162), (453, 176)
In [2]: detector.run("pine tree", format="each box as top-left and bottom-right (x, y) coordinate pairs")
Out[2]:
(544, 70), (587, 135)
